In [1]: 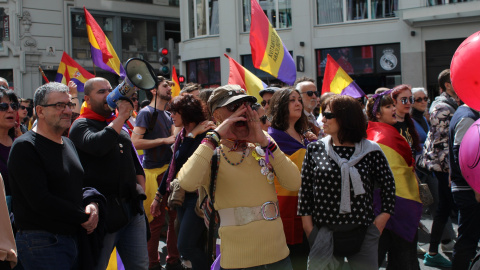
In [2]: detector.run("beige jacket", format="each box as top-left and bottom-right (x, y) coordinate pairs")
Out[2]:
(0, 175), (17, 268)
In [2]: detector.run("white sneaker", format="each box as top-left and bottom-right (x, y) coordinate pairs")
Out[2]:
(417, 245), (427, 255)
(441, 240), (455, 253)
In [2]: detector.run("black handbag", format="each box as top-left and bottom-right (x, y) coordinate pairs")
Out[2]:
(332, 225), (369, 257)
(105, 196), (129, 233)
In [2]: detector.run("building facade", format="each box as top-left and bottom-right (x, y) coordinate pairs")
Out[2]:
(179, 0), (480, 96)
(0, 0), (180, 98)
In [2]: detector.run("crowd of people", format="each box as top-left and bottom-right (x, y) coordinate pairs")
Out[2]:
(0, 67), (479, 270)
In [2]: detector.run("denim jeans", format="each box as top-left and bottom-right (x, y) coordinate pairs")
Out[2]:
(452, 190), (480, 270)
(177, 193), (208, 270)
(428, 171), (457, 253)
(94, 202), (149, 270)
(219, 256), (292, 270)
(15, 230), (78, 270)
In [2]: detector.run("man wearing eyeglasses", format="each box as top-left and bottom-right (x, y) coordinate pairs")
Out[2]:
(8, 82), (102, 269)
(69, 77), (149, 270)
(295, 77), (320, 136)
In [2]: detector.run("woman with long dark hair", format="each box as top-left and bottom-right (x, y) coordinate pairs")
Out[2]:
(267, 88), (313, 269)
(151, 94), (215, 270)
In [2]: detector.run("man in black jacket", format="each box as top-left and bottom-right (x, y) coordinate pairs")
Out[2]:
(69, 77), (148, 270)
(8, 82), (99, 269)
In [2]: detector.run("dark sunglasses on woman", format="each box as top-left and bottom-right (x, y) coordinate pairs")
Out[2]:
(323, 112), (336, 119)
(0, 102), (19, 111)
(400, 96), (414, 105)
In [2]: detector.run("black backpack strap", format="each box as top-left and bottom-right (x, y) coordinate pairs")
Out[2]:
(207, 148), (219, 265)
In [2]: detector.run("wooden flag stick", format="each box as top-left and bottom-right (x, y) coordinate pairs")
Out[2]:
(38, 66), (50, 83)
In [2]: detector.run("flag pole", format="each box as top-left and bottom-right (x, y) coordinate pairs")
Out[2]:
(38, 66), (50, 83)
(92, 62), (97, 76)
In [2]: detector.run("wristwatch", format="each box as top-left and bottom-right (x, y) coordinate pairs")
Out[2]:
(187, 132), (195, 138)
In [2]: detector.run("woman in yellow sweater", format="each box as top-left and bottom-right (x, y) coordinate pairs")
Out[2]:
(177, 85), (301, 270)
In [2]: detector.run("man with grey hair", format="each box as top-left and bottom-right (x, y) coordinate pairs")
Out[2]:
(294, 77), (320, 136)
(8, 82), (100, 269)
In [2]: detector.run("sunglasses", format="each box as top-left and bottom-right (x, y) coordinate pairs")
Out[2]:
(323, 112), (336, 119)
(400, 97), (414, 105)
(414, 97), (429, 103)
(40, 102), (76, 110)
(261, 100), (269, 107)
(0, 102), (19, 111)
(19, 105), (27, 110)
(131, 97), (138, 102)
(225, 101), (253, 112)
(302, 91), (318, 97)
(259, 115), (268, 124)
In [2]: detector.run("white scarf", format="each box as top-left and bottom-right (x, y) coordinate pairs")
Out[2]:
(321, 136), (383, 214)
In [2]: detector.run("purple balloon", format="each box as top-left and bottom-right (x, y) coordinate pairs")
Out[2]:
(459, 118), (480, 193)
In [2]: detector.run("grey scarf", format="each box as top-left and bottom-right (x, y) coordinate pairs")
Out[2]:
(321, 136), (383, 214)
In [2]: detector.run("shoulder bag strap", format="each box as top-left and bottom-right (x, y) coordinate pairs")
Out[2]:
(207, 147), (219, 264)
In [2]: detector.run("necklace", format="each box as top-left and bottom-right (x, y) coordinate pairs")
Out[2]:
(395, 113), (405, 120)
(219, 145), (247, 166)
(285, 130), (305, 146)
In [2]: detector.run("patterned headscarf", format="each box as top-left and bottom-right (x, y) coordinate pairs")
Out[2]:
(371, 89), (393, 120)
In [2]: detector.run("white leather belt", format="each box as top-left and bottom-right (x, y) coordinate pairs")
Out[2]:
(218, 201), (280, 227)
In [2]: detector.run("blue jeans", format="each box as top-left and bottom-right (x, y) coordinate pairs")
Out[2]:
(177, 193), (208, 270)
(219, 256), (292, 270)
(94, 203), (149, 270)
(15, 230), (78, 270)
(452, 190), (480, 270)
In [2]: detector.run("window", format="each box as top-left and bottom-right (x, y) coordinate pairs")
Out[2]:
(243, 0), (292, 32)
(316, 43), (401, 93)
(0, 8), (9, 52)
(186, 58), (221, 87)
(121, 19), (158, 61)
(317, 0), (397, 25)
(428, 0), (475, 6)
(165, 21), (181, 43)
(189, 0), (219, 37)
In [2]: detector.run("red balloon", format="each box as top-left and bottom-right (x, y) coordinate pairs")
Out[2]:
(451, 31), (480, 111)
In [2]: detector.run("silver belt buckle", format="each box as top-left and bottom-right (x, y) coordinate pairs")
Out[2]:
(261, 201), (279, 221)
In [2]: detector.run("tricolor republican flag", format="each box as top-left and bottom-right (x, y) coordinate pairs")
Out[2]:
(55, 52), (95, 92)
(225, 54), (266, 102)
(321, 54), (365, 98)
(171, 66), (181, 98)
(84, 7), (126, 78)
(249, 0), (296, 85)
(367, 121), (422, 242)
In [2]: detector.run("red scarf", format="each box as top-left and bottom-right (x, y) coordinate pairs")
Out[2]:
(76, 106), (116, 123)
